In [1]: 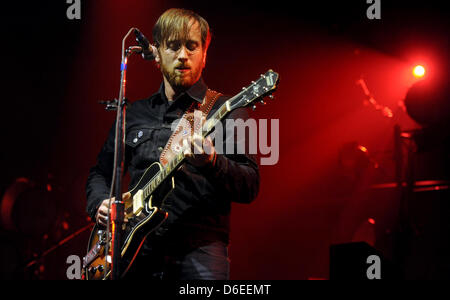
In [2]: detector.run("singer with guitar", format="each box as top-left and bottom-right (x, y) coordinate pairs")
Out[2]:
(85, 8), (263, 280)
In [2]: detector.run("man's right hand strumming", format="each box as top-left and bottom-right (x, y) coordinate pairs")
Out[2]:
(95, 192), (131, 226)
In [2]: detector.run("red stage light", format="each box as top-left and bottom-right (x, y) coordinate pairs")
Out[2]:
(357, 145), (368, 153)
(413, 65), (425, 78)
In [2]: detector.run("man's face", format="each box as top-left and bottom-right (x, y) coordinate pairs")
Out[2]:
(157, 20), (206, 91)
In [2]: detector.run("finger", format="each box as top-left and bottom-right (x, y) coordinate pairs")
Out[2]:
(191, 134), (204, 154)
(98, 206), (109, 216)
(183, 139), (192, 156)
(187, 135), (194, 146)
(193, 141), (204, 155)
(203, 138), (215, 155)
(199, 115), (207, 126)
(96, 215), (107, 226)
(102, 199), (112, 208)
(100, 215), (108, 223)
(192, 133), (203, 145)
(204, 136), (213, 146)
(123, 192), (131, 200)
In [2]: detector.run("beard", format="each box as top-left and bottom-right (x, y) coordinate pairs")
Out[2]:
(160, 61), (202, 91)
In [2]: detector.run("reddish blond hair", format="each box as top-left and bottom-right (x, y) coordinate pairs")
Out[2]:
(152, 8), (211, 50)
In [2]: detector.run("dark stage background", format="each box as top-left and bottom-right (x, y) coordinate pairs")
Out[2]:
(0, 0), (449, 279)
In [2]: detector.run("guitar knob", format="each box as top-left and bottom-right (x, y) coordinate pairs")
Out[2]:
(252, 105), (257, 111)
(98, 265), (104, 272)
(268, 95), (274, 100)
(260, 99), (266, 105)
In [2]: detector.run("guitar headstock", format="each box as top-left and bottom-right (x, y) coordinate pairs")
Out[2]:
(229, 69), (280, 111)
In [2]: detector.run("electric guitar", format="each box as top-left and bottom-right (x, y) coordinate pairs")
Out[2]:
(82, 69), (279, 280)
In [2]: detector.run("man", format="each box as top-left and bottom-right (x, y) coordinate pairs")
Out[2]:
(85, 8), (260, 280)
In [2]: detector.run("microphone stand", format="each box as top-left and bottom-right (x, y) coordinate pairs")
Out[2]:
(104, 28), (143, 280)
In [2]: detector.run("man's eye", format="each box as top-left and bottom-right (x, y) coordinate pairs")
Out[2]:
(168, 42), (180, 51)
(186, 42), (198, 51)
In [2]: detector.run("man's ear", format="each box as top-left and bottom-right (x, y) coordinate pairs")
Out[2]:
(152, 45), (161, 64)
(202, 51), (207, 68)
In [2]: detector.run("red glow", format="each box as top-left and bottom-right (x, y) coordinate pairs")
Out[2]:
(368, 218), (376, 225)
(358, 145), (368, 153)
(46, 184), (52, 192)
(413, 65), (425, 78)
(62, 221), (69, 230)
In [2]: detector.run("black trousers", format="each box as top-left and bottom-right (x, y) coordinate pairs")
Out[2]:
(123, 239), (230, 280)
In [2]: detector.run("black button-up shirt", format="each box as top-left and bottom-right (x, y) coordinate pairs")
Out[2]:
(85, 78), (260, 244)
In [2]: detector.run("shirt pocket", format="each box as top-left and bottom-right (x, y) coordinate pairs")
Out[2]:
(126, 128), (158, 169)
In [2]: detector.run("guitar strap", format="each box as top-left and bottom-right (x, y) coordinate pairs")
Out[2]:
(159, 89), (222, 166)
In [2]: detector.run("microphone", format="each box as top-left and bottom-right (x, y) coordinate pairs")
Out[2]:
(133, 28), (157, 60)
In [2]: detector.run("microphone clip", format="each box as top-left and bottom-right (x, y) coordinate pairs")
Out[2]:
(98, 98), (128, 111)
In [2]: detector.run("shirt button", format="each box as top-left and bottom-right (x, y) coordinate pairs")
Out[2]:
(133, 138), (138, 143)
(138, 131), (143, 138)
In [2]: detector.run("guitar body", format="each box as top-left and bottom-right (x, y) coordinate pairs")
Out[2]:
(83, 162), (170, 280)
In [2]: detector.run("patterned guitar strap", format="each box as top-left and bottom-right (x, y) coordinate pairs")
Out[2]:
(159, 89), (222, 166)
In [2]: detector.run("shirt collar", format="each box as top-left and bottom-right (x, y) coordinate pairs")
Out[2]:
(158, 77), (207, 104)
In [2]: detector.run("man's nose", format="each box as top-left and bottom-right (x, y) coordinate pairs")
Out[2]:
(177, 46), (188, 61)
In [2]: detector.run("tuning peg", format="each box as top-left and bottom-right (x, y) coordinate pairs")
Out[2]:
(252, 105), (257, 111)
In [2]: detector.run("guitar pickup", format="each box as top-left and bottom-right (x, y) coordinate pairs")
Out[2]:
(132, 190), (145, 216)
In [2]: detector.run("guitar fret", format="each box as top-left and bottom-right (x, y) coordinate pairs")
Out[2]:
(218, 104), (226, 119)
